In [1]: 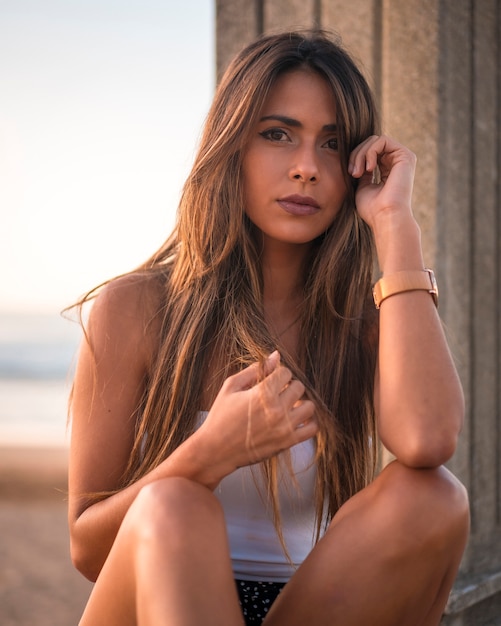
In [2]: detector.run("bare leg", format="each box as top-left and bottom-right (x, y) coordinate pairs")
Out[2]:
(79, 477), (244, 626)
(265, 462), (469, 626)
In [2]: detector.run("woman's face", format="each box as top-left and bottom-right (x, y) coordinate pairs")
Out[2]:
(242, 69), (348, 247)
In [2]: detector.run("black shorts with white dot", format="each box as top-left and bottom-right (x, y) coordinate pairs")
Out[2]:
(235, 580), (285, 625)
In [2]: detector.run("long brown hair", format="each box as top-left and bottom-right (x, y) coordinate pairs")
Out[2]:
(72, 29), (381, 544)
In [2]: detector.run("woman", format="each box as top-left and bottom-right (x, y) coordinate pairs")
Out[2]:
(68, 30), (469, 625)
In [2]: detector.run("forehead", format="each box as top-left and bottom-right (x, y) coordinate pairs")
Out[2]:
(260, 69), (337, 120)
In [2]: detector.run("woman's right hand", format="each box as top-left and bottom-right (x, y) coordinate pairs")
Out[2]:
(193, 351), (317, 477)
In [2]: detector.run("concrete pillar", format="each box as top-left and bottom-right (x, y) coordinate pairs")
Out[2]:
(437, 3), (501, 624)
(215, 1), (501, 622)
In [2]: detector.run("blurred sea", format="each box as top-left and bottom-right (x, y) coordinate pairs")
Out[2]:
(0, 312), (82, 447)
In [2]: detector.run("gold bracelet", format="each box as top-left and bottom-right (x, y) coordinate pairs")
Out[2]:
(372, 268), (438, 309)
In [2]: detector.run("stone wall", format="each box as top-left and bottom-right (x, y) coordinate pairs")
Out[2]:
(216, 0), (501, 623)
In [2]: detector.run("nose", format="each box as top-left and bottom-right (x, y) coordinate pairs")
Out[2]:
(288, 145), (319, 183)
(289, 155), (319, 183)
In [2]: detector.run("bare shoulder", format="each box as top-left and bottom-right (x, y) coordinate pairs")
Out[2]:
(89, 272), (164, 328)
(69, 272), (166, 506)
(86, 272), (165, 367)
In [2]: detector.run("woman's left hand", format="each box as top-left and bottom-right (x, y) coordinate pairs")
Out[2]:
(348, 135), (417, 229)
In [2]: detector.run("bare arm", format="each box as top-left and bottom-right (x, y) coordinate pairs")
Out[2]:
(350, 136), (464, 468)
(68, 277), (316, 581)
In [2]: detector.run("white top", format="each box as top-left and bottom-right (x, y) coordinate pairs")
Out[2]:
(199, 412), (320, 582)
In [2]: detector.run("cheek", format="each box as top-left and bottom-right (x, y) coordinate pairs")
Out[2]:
(242, 153), (269, 202)
(328, 165), (349, 201)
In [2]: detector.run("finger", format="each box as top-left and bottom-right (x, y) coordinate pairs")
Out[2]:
(226, 350), (281, 391)
(262, 350), (281, 375)
(290, 411), (318, 443)
(275, 395), (316, 436)
(261, 363), (293, 397)
(290, 399), (316, 428)
(279, 378), (306, 406)
(364, 142), (382, 174)
(349, 135), (379, 177)
(225, 360), (265, 391)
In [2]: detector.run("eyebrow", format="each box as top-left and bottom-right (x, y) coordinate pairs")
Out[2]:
(259, 114), (337, 132)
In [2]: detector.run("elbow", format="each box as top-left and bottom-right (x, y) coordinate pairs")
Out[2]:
(382, 408), (463, 469)
(395, 433), (459, 468)
(69, 532), (103, 583)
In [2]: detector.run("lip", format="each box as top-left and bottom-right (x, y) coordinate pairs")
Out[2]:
(277, 194), (321, 216)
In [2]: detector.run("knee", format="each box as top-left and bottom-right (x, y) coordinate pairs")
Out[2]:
(126, 477), (224, 542)
(376, 462), (470, 553)
(381, 462), (469, 517)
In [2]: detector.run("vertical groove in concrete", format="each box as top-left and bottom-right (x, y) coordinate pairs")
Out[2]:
(436, 0), (474, 541)
(314, 0), (322, 28)
(467, 0), (477, 539)
(465, 0), (477, 539)
(215, 0), (261, 80)
(256, 0), (264, 35)
(372, 0), (383, 109)
(471, 0), (500, 552)
(496, 0), (501, 529)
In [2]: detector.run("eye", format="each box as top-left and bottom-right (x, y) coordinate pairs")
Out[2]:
(259, 128), (290, 142)
(324, 137), (339, 151)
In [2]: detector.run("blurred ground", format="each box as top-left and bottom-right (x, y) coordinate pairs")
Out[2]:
(0, 447), (93, 626)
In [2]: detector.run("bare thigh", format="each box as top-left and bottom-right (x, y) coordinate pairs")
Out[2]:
(79, 477), (245, 626)
(264, 462), (469, 626)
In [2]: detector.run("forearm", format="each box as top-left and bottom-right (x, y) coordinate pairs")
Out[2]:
(70, 432), (231, 582)
(374, 214), (464, 467)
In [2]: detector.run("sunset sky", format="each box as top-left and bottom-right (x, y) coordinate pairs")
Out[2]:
(0, 0), (214, 313)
